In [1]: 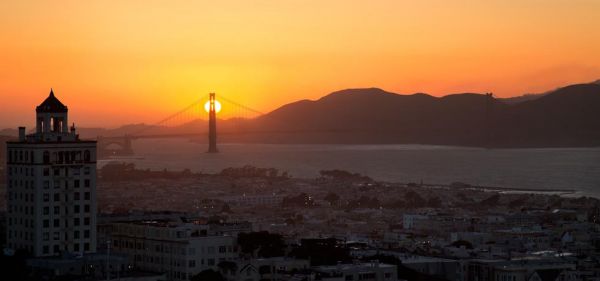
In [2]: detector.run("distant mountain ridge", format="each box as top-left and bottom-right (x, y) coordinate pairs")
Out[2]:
(2, 81), (600, 147)
(499, 93), (547, 104)
(242, 82), (600, 147)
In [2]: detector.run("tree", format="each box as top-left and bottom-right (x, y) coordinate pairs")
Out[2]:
(481, 194), (500, 206)
(238, 232), (286, 258)
(450, 240), (473, 249)
(191, 269), (224, 281)
(324, 192), (340, 205)
(427, 196), (442, 208)
(290, 238), (351, 266)
(405, 191), (426, 208)
(282, 193), (315, 207)
(221, 203), (233, 213)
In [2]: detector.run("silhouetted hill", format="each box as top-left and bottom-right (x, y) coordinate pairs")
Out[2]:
(491, 83), (600, 147)
(240, 88), (502, 145)
(234, 83), (600, 147)
(0, 128), (17, 137)
(499, 93), (546, 104)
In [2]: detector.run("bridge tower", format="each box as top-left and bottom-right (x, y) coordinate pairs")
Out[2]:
(207, 93), (219, 153)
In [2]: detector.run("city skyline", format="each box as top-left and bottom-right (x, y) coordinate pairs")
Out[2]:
(1, 1), (600, 127)
(2, 2), (600, 281)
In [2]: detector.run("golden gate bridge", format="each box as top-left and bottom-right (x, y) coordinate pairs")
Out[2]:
(97, 93), (265, 158)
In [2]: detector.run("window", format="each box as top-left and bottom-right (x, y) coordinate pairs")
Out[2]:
(189, 260), (196, 268)
(43, 193), (49, 202)
(43, 151), (50, 164)
(74, 231), (80, 239)
(43, 181), (50, 189)
(43, 207), (49, 215)
(53, 232), (60, 241)
(74, 205), (80, 213)
(74, 192), (80, 200)
(53, 219), (60, 227)
(84, 230), (90, 238)
(84, 192), (90, 200)
(74, 218), (80, 226)
(43, 246), (49, 254)
(74, 180), (80, 188)
(53, 193), (60, 202)
(74, 243), (80, 252)
(84, 180), (90, 187)
(84, 167), (90, 175)
(84, 205), (90, 213)
(43, 232), (49, 241)
(53, 168), (60, 176)
(43, 220), (49, 228)
(84, 243), (90, 251)
(84, 217), (90, 225)
(53, 206), (60, 215)
(84, 150), (91, 162)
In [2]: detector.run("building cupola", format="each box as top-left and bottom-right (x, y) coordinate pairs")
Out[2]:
(36, 88), (68, 113)
(35, 88), (70, 135)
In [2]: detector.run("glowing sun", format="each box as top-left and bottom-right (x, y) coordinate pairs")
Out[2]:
(204, 100), (222, 113)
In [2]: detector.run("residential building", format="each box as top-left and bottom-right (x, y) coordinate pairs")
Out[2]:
(109, 220), (242, 280)
(5, 89), (97, 257)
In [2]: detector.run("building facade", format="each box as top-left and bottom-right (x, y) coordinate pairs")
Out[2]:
(313, 262), (398, 281)
(5, 89), (97, 257)
(109, 220), (244, 281)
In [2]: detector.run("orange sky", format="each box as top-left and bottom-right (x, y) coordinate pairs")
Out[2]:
(1, 0), (600, 128)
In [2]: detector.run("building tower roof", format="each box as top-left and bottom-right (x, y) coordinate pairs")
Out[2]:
(36, 88), (68, 113)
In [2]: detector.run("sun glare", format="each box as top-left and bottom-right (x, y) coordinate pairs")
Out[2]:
(204, 100), (222, 113)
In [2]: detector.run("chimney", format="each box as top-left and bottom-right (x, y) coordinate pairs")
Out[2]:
(18, 127), (26, 141)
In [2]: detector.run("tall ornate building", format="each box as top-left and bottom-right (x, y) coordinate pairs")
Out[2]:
(6, 89), (97, 257)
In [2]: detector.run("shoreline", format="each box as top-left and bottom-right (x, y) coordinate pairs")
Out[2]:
(416, 182), (582, 197)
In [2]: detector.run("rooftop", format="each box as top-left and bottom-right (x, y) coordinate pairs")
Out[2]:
(36, 89), (68, 113)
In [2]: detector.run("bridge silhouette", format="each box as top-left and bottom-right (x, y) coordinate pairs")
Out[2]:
(97, 93), (266, 158)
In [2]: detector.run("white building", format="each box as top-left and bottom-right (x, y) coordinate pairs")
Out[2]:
(5, 89), (98, 257)
(313, 262), (398, 281)
(402, 214), (428, 230)
(223, 194), (283, 207)
(110, 220), (243, 281)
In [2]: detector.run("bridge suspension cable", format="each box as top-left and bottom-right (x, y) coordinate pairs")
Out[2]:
(218, 95), (265, 116)
(130, 93), (265, 136)
(152, 98), (205, 127)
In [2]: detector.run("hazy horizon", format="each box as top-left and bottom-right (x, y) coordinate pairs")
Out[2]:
(0, 80), (598, 130)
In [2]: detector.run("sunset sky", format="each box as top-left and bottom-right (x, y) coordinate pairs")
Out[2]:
(1, 0), (599, 128)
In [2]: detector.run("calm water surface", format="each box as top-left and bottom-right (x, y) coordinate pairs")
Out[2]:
(101, 139), (600, 198)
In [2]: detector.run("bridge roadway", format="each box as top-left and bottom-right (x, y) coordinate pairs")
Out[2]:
(96, 129), (361, 157)
(99, 128), (362, 140)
